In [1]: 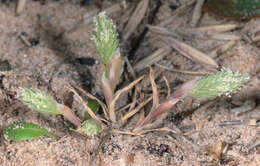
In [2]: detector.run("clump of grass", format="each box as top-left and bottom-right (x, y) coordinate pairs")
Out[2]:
(91, 13), (250, 131)
(10, 13), (250, 140)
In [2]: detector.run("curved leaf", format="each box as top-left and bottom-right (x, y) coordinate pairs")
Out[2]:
(3, 122), (57, 141)
(84, 99), (100, 120)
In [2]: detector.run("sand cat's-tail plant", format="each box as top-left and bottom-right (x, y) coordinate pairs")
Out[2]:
(19, 88), (81, 127)
(135, 68), (250, 131)
(92, 12), (122, 122)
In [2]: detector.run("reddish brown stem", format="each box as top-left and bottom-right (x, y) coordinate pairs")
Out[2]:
(108, 54), (122, 92)
(136, 78), (198, 129)
(137, 98), (179, 128)
(59, 104), (81, 127)
(101, 74), (114, 106)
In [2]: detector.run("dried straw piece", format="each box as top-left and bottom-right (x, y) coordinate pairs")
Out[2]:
(150, 67), (159, 109)
(134, 46), (171, 71)
(163, 37), (218, 68)
(210, 33), (241, 41)
(155, 63), (210, 76)
(184, 24), (239, 35)
(121, 96), (152, 125)
(16, 0), (27, 15)
(163, 76), (171, 98)
(123, 0), (150, 41)
(109, 75), (146, 122)
(190, 0), (205, 27)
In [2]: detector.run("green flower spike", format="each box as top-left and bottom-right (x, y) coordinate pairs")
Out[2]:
(20, 88), (81, 127)
(92, 12), (119, 66)
(189, 68), (250, 99)
(91, 12), (122, 122)
(20, 88), (60, 115)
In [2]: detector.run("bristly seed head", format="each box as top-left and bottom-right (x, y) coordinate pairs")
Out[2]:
(19, 88), (61, 115)
(189, 68), (250, 99)
(92, 12), (119, 65)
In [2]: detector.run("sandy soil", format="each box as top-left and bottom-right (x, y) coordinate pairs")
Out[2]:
(0, 0), (259, 165)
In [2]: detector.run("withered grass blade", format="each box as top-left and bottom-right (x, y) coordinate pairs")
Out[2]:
(121, 96), (152, 125)
(163, 37), (218, 68)
(184, 24), (239, 34)
(134, 46), (171, 71)
(109, 75), (146, 122)
(150, 67), (159, 109)
(73, 85), (109, 120)
(163, 76), (171, 98)
(190, 0), (205, 27)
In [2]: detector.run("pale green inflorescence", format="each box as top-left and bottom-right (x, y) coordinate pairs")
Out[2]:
(92, 12), (119, 65)
(20, 88), (60, 115)
(189, 68), (250, 99)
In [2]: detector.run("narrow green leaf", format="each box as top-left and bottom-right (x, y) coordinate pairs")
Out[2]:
(20, 88), (61, 115)
(84, 99), (100, 120)
(3, 122), (57, 141)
